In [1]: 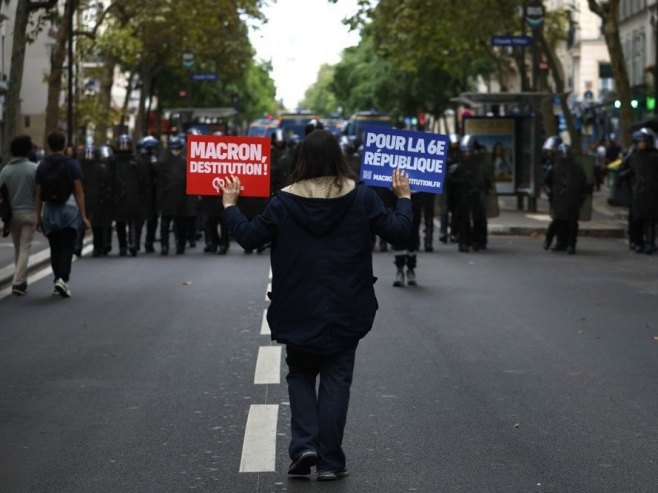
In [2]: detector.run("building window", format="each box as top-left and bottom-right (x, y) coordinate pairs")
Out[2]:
(599, 63), (614, 93)
(24, 116), (30, 128)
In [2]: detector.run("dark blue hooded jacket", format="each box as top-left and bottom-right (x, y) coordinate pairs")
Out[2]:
(224, 182), (412, 354)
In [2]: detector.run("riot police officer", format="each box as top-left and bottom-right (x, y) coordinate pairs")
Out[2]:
(80, 144), (113, 257)
(112, 134), (153, 256)
(452, 135), (491, 252)
(136, 135), (160, 253)
(542, 142), (588, 254)
(158, 134), (198, 255)
(618, 128), (658, 254)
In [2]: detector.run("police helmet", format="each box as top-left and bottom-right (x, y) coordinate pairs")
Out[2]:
(187, 127), (202, 136)
(304, 119), (324, 136)
(212, 130), (223, 136)
(168, 134), (185, 150)
(449, 133), (460, 146)
(84, 144), (95, 160)
(542, 135), (562, 152)
(137, 135), (159, 153)
(96, 145), (114, 160)
(631, 127), (655, 148)
(116, 134), (133, 153)
(459, 134), (479, 153)
(271, 129), (284, 145)
(556, 143), (572, 157)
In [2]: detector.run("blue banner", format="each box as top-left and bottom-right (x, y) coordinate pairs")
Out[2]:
(360, 127), (448, 194)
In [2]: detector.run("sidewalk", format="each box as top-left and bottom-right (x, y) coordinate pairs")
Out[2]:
(0, 189), (627, 287)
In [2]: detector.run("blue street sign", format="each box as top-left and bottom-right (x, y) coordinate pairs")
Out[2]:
(191, 73), (219, 82)
(491, 36), (532, 47)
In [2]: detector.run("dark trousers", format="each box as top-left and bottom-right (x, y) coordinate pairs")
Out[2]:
(204, 216), (229, 249)
(47, 227), (77, 282)
(286, 343), (357, 473)
(457, 197), (487, 248)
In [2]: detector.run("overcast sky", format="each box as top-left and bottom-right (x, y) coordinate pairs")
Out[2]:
(248, 0), (361, 110)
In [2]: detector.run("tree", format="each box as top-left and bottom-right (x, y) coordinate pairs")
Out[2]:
(587, 0), (632, 149)
(1, 0), (58, 164)
(300, 64), (339, 116)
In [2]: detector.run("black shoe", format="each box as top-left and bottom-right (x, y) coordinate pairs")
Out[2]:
(424, 243), (434, 252)
(551, 244), (567, 252)
(119, 248), (128, 257)
(439, 234), (447, 244)
(244, 249), (253, 254)
(74, 248), (82, 258)
(176, 246), (185, 255)
(256, 245), (266, 254)
(161, 247), (169, 256)
(145, 244), (155, 253)
(567, 246), (576, 255)
(218, 245), (229, 255)
(92, 249), (101, 258)
(317, 469), (348, 481)
(129, 248), (137, 257)
(204, 244), (217, 253)
(449, 235), (458, 243)
(458, 244), (469, 253)
(288, 451), (318, 476)
(12, 283), (27, 296)
(646, 245), (657, 255)
(472, 243), (481, 252)
(543, 240), (551, 250)
(393, 270), (405, 287)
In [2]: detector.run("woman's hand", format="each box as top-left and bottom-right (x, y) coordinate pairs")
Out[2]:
(392, 169), (411, 199)
(221, 175), (241, 208)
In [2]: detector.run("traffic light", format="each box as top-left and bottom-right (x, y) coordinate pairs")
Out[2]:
(647, 96), (656, 111)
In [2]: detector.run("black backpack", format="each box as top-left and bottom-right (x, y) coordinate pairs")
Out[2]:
(40, 157), (73, 203)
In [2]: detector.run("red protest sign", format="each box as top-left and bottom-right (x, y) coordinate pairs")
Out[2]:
(186, 134), (271, 197)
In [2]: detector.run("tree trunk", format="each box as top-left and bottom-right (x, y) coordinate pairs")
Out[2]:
(120, 71), (135, 128)
(132, 66), (153, 142)
(44, 0), (75, 148)
(95, 55), (116, 143)
(538, 30), (581, 153)
(588, 0), (632, 149)
(1, 0), (32, 165)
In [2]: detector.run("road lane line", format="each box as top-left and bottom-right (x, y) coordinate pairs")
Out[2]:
(265, 282), (271, 301)
(260, 309), (270, 335)
(254, 346), (281, 384)
(239, 404), (279, 472)
(0, 244), (92, 300)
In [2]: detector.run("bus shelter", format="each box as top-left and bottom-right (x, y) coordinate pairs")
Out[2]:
(452, 92), (552, 212)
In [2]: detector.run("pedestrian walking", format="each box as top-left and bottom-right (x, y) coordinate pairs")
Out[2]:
(220, 129), (412, 481)
(35, 131), (90, 297)
(0, 135), (39, 295)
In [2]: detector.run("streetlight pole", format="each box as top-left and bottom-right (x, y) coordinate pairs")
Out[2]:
(67, 0), (74, 145)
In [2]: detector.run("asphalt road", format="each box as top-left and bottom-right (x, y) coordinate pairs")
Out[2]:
(0, 236), (657, 492)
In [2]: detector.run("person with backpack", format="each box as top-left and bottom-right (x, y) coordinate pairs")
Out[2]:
(0, 135), (39, 295)
(35, 131), (90, 297)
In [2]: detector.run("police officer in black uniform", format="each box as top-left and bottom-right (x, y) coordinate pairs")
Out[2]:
(618, 128), (658, 254)
(136, 135), (160, 253)
(542, 142), (588, 255)
(452, 135), (491, 252)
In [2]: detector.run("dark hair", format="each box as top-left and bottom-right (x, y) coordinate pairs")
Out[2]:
(47, 131), (66, 152)
(10, 135), (33, 157)
(288, 129), (356, 187)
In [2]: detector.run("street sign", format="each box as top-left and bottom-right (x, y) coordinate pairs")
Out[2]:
(491, 36), (532, 47)
(182, 52), (195, 70)
(191, 73), (219, 82)
(525, 1), (545, 29)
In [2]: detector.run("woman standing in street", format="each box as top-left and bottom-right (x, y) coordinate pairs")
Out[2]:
(221, 129), (412, 481)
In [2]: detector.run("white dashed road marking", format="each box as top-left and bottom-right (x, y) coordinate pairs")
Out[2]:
(254, 346), (282, 384)
(239, 404), (279, 472)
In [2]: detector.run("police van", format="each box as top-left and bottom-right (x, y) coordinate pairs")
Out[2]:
(277, 111), (320, 140)
(343, 110), (393, 150)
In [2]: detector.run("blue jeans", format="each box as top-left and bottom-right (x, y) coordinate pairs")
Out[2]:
(285, 343), (357, 473)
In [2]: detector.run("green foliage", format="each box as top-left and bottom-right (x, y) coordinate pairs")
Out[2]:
(300, 64), (339, 117)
